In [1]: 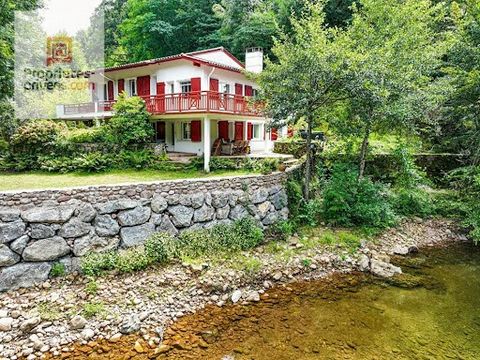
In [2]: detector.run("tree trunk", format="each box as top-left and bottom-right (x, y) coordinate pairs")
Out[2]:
(304, 116), (313, 200)
(358, 123), (371, 179)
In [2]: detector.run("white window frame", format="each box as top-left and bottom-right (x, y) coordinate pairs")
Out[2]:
(252, 123), (263, 140)
(168, 82), (175, 94)
(126, 78), (137, 97)
(181, 121), (192, 141)
(221, 82), (231, 94)
(180, 81), (192, 94)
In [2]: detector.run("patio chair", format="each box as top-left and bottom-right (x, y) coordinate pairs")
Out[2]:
(232, 140), (243, 155)
(212, 138), (223, 156)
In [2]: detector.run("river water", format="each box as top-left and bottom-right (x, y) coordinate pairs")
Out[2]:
(159, 243), (480, 360)
(58, 242), (480, 359)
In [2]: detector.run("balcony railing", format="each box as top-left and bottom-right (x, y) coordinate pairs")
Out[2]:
(60, 91), (263, 118)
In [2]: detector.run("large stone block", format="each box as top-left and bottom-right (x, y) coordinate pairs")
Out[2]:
(10, 235), (29, 255)
(0, 263), (51, 292)
(168, 205), (194, 228)
(251, 189), (269, 204)
(151, 195), (168, 213)
(73, 235), (120, 257)
(156, 215), (178, 236)
(0, 245), (20, 267)
(194, 205), (215, 223)
(22, 206), (75, 224)
(117, 206), (151, 227)
(23, 237), (71, 261)
(229, 205), (248, 221)
(190, 193), (205, 209)
(96, 200), (138, 215)
(0, 209), (20, 222)
(94, 215), (120, 237)
(75, 203), (97, 223)
(0, 220), (26, 244)
(270, 190), (288, 210)
(211, 192), (229, 208)
(120, 223), (155, 248)
(30, 224), (56, 239)
(216, 205), (230, 220)
(58, 219), (92, 238)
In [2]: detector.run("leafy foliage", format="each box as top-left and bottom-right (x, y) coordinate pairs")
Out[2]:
(321, 163), (397, 228)
(81, 218), (264, 276)
(105, 94), (154, 147)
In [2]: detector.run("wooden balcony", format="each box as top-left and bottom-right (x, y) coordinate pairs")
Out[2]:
(59, 92), (263, 118)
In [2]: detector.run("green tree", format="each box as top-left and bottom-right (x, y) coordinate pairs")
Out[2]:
(106, 94), (154, 146)
(337, 0), (445, 177)
(258, 4), (351, 199)
(438, 0), (480, 163)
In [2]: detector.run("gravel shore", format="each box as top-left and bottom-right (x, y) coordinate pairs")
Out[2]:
(0, 218), (468, 359)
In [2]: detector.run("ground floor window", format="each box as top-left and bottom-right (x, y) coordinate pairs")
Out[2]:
(182, 122), (191, 140)
(253, 123), (262, 139)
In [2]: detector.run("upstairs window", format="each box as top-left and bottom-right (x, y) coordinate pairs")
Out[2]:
(252, 88), (260, 98)
(103, 84), (108, 101)
(222, 83), (230, 94)
(128, 79), (137, 96)
(169, 82), (175, 94)
(180, 81), (192, 94)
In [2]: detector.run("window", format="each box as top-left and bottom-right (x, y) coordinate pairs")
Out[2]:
(222, 83), (230, 94)
(252, 88), (260, 98)
(169, 82), (175, 94)
(128, 79), (137, 96)
(180, 81), (192, 94)
(103, 84), (107, 101)
(253, 124), (262, 139)
(182, 122), (191, 140)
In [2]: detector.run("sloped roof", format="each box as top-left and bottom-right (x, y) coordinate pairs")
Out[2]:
(104, 47), (245, 73)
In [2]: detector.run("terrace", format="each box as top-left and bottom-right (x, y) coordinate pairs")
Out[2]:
(56, 91), (264, 119)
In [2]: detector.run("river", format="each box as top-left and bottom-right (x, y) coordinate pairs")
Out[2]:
(58, 242), (480, 359)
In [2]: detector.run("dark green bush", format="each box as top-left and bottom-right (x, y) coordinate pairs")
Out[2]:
(391, 187), (434, 218)
(105, 95), (154, 147)
(10, 120), (65, 155)
(321, 163), (397, 228)
(64, 128), (105, 144)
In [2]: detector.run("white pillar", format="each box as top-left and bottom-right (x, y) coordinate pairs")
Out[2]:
(244, 120), (248, 140)
(203, 117), (211, 172)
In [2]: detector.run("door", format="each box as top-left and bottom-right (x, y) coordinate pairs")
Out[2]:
(107, 81), (114, 101)
(210, 78), (220, 110)
(137, 76), (151, 97)
(235, 122), (244, 141)
(218, 121), (229, 141)
(156, 82), (166, 113)
(155, 122), (166, 142)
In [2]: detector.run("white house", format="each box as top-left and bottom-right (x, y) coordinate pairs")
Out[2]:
(56, 47), (283, 172)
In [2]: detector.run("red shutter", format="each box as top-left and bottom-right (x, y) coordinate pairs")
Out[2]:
(271, 128), (278, 141)
(218, 121), (229, 141)
(107, 81), (114, 101)
(137, 76), (151, 96)
(245, 85), (253, 97)
(235, 122), (244, 141)
(210, 78), (219, 92)
(235, 83), (243, 96)
(156, 82), (166, 113)
(191, 78), (201, 92)
(287, 126), (294, 138)
(191, 120), (201, 142)
(118, 79), (125, 94)
(247, 123), (253, 140)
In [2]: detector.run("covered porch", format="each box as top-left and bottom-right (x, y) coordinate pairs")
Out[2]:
(151, 115), (278, 171)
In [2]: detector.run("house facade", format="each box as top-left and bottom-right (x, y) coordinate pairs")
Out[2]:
(56, 47), (282, 171)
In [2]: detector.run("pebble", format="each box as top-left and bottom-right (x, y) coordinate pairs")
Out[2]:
(231, 290), (242, 303)
(0, 317), (14, 331)
(81, 328), (95, 341)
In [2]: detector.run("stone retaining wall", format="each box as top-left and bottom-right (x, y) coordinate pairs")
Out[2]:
(0, 172), (290, 292)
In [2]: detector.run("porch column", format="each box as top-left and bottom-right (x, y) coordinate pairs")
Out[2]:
(243, 120), (248, 140)
(203, 117), (211, 172)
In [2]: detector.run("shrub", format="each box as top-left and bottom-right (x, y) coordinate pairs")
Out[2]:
(81, 251), (118, 277)
(105, 94), (154, 147)
(268, 220), (296, 241)
(10, 120), (65, 155)
(321, 163), (397, 228)
(64, 128), (105, 144)
(392, 187), (434, 218)
(82, 301), (105, 318)
(298, 199), (323, 227)
(391, 145), (427, 188)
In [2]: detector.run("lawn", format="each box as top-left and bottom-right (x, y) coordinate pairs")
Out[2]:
(0, 169), (254, 191)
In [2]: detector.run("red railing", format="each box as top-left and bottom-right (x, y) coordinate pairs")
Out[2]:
(61, 92), (263, 117)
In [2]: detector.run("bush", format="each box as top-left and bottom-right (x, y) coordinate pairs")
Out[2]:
(268, 220), (296, 241)
(64, 128), (105, 144)
(321, 163), (397, 228)
(105, 95), (154, 147)
(392, 187), (434, 218)
(11, 120), (65, 155)
(50, 262), (66, 277)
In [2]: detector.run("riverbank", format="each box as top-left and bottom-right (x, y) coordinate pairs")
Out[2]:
(0, 219), (469, 359)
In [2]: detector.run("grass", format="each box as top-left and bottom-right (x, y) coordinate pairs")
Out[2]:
(0, 169), (253, 191)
